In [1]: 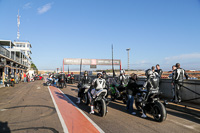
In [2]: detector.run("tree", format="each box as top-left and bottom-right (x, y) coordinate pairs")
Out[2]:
(31, 62), (38, 73)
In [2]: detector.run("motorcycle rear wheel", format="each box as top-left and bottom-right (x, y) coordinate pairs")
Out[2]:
(153, 101), (167, 122)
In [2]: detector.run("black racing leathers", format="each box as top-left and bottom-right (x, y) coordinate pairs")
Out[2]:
(155, 69), (163, 78)
(173, 68), (189, 102)
(78, 76), (91, 97)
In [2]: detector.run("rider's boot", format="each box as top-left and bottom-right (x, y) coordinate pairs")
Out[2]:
(89, 106), (94, 114)
(141, 113), (147, 118)
(76, 98), (80, 104)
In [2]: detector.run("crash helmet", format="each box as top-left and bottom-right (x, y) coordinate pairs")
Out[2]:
(120, 69), (125, 75)
(97, 72), (102, 78)
(145, 69), (153, 78)
(102, 71), (106, 74)
(71, 72), (73, 74)
(84, 71), (88, 76)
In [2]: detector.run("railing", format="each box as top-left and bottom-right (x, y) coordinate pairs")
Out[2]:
(0, 45), (10, 58)
(0, 46), (29, 67)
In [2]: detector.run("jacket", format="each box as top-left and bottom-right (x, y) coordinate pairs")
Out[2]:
(126, 78), (142, 96)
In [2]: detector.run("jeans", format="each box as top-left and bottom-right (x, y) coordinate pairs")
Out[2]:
(126, 95), (134, 113)
(24, 77), (27, 82)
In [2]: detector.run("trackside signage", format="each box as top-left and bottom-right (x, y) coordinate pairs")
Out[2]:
(63, 58), (121, 65)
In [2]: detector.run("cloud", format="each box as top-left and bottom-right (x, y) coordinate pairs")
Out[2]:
(164, 53), (200, 61)
(37, 3), (53, 14)
(23, 2), (31, 9)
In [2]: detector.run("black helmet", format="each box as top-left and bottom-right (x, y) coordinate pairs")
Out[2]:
(84, 71), (88, 74)
(102, 71), (106, 74)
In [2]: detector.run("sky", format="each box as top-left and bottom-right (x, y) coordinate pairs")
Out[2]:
(0, 0), (200, 71)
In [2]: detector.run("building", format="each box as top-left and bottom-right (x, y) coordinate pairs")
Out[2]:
(0, 40), (29, 86)
(13, 40), (32, 69)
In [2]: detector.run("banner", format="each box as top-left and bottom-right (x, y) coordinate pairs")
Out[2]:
(63, 58), (121, 66)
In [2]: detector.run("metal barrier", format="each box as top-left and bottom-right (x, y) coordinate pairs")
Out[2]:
(0, 46), (10, 58)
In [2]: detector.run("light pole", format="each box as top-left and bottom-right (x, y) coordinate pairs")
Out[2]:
(126, 48), (130, 72)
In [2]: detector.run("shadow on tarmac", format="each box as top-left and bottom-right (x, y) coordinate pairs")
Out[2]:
(166, 110), (200, 124)
(108, 101), (156, 122)
(11, 127), (59, 133)
(0, 121), (11, 133)
(3, 105), (56, 124)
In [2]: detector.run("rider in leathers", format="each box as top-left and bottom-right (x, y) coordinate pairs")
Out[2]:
(140, 69), (160, 118)
(89, 73), (106, 114)
(173, 63), (189, 103)
(76, 71), (91, 103)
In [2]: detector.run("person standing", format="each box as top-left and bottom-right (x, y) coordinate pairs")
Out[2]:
(171, 65), (176, 102)
(24, 72), (27, 82)
(155, 64), (163, 78)
(173, 63), (189, 103)
(19, 72), (22, 82)
(126, 73), (141, 115)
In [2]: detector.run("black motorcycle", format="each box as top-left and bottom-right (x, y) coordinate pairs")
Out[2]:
(79, 84), (91, 105)
(69, 76), (75, 84)
(59, 78), (66, 88)
(135, 88), (167, 122)
(88, 89), (108, 117)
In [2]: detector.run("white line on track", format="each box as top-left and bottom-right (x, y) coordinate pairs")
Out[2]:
(57, 88), (105, 133)
(48, 86), (69, 133)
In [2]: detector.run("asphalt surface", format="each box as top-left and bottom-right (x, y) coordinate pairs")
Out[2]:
(0, 80), (200, 133)
(0, 80), (63, 133)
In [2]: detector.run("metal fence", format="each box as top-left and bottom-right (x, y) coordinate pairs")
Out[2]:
(0, 46), (10, 58)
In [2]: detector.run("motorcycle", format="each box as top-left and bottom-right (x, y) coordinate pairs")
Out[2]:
(46, 78), (53, 86)
(79, 84), (91, 105)
(88, 88), (108, 117)
(5, 77), (15, 87)
(58, 78), (66, 88)
(135, 88), (167, 122)
(109, 81), (128, 104)
(69, 76), (75, 84)
(10, 77), (15, 87)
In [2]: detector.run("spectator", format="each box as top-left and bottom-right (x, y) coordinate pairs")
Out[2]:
(155, 64), (163, 78)
(173, 63), (189, 103)
(24, 72), (27, 82)
(171, 65), (176, 102)
(126, 73), (142, 115)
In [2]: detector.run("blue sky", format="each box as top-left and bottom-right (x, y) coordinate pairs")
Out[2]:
(0, 0), (200, 71)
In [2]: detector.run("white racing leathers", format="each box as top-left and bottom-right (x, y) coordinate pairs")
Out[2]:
(91, 78), (106, 98)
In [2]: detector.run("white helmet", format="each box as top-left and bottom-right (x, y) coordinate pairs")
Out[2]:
(145, 69), (153, 77)
(120, 69), (125, 74)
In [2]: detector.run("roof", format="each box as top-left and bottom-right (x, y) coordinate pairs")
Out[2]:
(0, 40), (15, 47)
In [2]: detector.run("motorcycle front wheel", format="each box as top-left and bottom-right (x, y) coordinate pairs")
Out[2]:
(83, 93), (89, 105)
(153, 101), (167, 122)
(98, 99), (106, 117)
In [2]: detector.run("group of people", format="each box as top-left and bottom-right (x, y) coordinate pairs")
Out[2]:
(4, 71), (35, 87)
(75, 63), (189, 117)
